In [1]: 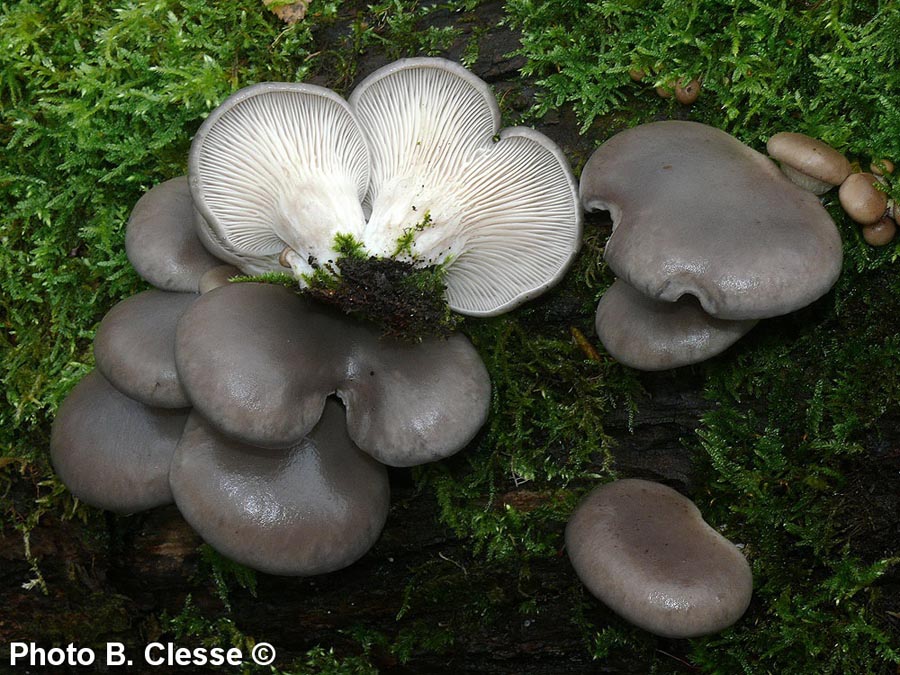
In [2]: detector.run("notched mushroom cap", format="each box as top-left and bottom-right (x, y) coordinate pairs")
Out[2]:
(50, 371), (189, 513)
(766, 132), (851, 194)
(170, 400), (390, 576)
(175, 282), (490, 465)
(566, 478), (753, 638)
(95, 290), (196, 408)
(189, 83), (370, 278)
(126, 176), (224, 291)
(350, 58), (582, 316)
(595, 280), (757, 371)
(581, 121), (843, 320)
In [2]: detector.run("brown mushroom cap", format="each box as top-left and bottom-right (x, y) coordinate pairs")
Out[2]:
(839, 173), (888, 225)
(674, 78), (701, 105)
(581, 121), (843, 320)
(169, 400), (389, 576)
(566, 479), (753, 638)
(862, 217), (896, 247)
(175, 282), (491, 466)
(125, 176), (224, 292)
(596, 280), (757, 370)
(870, 159), (894, 176)
(766, 132), (851, 193)
(94, 290), (195, 408)
(50, 371), (189, 513)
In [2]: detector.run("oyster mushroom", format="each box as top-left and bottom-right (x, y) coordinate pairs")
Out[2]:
(126, 176), (224, 291)
(50, 371), (189, 513)
(839, 173), (888, 225)
(566, 479), (753, 638)
(174, 282), (491, 466)
(188, 58), (581, 317)
(169, 400), (389, 576)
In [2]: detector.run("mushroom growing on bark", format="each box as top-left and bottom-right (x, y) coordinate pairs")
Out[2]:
(566, 479), (753, 638)
(581, 121), (843, 369)
(189, 58), (581, 317)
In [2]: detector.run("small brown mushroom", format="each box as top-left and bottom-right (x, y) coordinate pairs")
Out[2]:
(655, 84), (673, 99)
(870, 159), (894, 176)
(839, 173), (888, 225)
(674, 78), (701, 105)
(766, 132), (851, 195)
(628, 68), (646, 82)
(862, 217), (896, 247)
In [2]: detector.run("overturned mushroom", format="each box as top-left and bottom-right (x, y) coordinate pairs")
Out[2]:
(175, 282), (490, 466)
(170, 400), (389, 576)
(595, 280), (757, 371)
(189, 58), (581, 317)
(566, 479), (753, 638)
(50, 371), (189, 513)
(766, 132), (851, 195)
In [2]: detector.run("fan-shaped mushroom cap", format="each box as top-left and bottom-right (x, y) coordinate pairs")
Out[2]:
(50, 371), (188, 513)
(350, 58), (582, 316)
(189, 83), (370, 278)
(170, 400), (389, 576)
(839, 173), (888, 225)
(126, 176), (224, 292)
(94, 290), (195, 408)
(596, 280), (757, 370)
(766, 132), (851, 195)
(198, 264), (240, 293)
(566, 479), (753, 638)
(175, 282), (490, 466)
(581, 121), (842, 320)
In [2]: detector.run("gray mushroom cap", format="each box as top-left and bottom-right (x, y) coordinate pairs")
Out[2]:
(126, 176), (224, 292)
(581, 121), (843, 321)
(50, 370), (189, 514)
(169, 400), (390, 576)
(94, 290), (195, 408)
(596, 280), (757, 371)
(566, 478), (753, 638)
(175, 282), (491, 466)
(198, 264), (241, 294)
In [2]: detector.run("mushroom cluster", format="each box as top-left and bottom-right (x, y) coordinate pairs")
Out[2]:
(51, 57), (584, 574)
(582, 121), (843, 370)
(566, 479), (753, 638)
(767, 132), (897, 247)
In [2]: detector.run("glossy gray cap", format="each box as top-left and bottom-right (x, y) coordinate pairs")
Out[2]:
(595, 280), (757, 370)
(94, 290), (195, 408)
(580, 121), (843, 320)
(566, 478), (753, 638)
(175, 282), (490, 465)
(50, 370), (189, 513)
(169, 400), (390, 576)
(125, 176), (224, 292)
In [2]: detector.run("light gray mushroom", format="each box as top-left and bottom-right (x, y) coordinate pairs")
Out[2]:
(766, 132), (851, 195)
(125, 176), (224, 291)
(581, 121), (842, 321)
(50, 371), (189, 513)
(595, 280), (757, 370)
(169, 399), (389, 576)
(174, 282), (490, 466)
(566, 478), (753, 638)
(94, 289), (195, 408)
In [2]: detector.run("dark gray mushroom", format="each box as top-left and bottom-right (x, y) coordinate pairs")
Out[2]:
(50, 371), (189, 513)
(126, 176), (224, 292)
(566, 478), (753, 638)
(581, 121), (842, 321)
(595, 280), (757, 370)
(175, 282), (490, 466)
(94, 290), (195, 408)
(169, 399), (389, 576)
